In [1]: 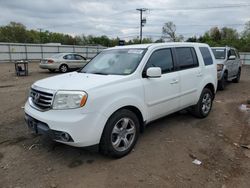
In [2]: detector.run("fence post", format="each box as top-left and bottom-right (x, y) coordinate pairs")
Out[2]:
(41, 44), (44, 59)
(25, 44), (28, 60)
(86, 46), (88, 59)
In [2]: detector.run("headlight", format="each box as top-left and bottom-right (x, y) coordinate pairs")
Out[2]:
(217, 64), (224, 71)
(52, 91), (87, 110)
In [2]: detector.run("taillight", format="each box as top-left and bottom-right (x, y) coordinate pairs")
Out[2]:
(47, 59), (54, 64)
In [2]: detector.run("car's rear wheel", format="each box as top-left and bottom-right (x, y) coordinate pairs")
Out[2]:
(218, 72), (227, 90)
(233, 68), (241, 83)
(99, 109), (139, 158)
(190, 88), (213, 118)
(59, 64), (68, 73)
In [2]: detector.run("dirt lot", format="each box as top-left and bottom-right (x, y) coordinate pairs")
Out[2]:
(0, 63), (250, 188)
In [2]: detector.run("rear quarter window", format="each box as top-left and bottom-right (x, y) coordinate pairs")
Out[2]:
(199, 47), (213, 66)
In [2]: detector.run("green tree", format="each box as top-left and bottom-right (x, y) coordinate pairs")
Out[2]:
(0, 22), (28, 42)
(186, 36), (198, 42)
(220, 27), (238, 41)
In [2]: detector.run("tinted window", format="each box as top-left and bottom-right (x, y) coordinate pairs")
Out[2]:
(145, 49), (174, 74)
(176, 47), (198, 70)
(74, 54), (86, 60)
(63, 54), (75, 60)
(199, 47), (213, 65)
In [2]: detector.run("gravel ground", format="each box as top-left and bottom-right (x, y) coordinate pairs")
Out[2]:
(0, 62), (250, 188)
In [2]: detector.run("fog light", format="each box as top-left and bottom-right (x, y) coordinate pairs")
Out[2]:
(60, 132), (71, 142)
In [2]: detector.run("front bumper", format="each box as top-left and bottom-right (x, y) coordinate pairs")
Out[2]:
(25, 114), (74, 142)
(24, 101), (108, 147)
(217, 70), (223, 80)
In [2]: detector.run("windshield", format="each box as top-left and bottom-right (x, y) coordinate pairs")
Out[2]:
(81, 49), (146, 75)
(212, 49), (226, 59)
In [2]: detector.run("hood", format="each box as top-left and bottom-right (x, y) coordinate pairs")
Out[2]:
(32, 72), (126, 92)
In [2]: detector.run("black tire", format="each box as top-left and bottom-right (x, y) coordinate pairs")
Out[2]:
(48, 69), (56, 73)
(99, 109), (140, 158)
(190, 88), (213, 119)
(218, 72), (227, 90)
(59, 64), (68, 73)
(232, 68), (241, 83)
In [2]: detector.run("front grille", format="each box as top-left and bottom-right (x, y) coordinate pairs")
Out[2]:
(30, 88), (54, 110)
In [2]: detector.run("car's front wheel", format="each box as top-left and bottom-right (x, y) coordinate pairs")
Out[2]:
(99, 109), (139, 158)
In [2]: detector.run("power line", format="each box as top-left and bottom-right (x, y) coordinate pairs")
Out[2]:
(151, 3), (250, 11)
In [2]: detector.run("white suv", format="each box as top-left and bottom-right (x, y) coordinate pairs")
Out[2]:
(24, 42), (217, 158)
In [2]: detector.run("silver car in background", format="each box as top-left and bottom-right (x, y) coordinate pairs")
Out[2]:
(40, 53), (88, 73)
(211, 47), (241, 90)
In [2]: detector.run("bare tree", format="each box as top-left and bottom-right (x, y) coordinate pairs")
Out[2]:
(162, 21), (184, 42)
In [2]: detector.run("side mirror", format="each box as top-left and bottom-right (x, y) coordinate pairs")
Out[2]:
(228, 55), (236, 60)
(146, 67), (162, 78)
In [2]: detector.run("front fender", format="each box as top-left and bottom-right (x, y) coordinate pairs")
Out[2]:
(101, 96), (147, 122)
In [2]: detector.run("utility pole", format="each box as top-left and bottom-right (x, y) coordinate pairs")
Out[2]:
(136, 8), (148, 43)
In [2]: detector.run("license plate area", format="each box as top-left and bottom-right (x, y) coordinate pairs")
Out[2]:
(26, 116), (38, 133)
(25, 114), (50, 135)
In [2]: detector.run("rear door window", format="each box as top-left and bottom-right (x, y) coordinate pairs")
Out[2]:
(74, 54), (86, 60)
(175, 47), (198, 70)
(199, 47), (213, 66)
(63, 54), (75, 60)
(144, 48), (174, 74)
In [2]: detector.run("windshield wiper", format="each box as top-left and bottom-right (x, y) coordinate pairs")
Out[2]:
(79, 71), (109, 75)
(90, 72), (109, 75)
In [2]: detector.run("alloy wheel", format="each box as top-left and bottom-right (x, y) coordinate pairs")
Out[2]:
(111, 118), (136, 152)
(201, 93), (212, 115)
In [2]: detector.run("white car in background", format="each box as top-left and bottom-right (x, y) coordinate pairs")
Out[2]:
(40, 53), (88, 73)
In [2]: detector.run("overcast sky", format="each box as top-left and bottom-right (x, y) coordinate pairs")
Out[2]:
(0, 0), (249, 40)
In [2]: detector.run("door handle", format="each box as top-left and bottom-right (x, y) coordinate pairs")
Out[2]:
(170, 79), (179, 84)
